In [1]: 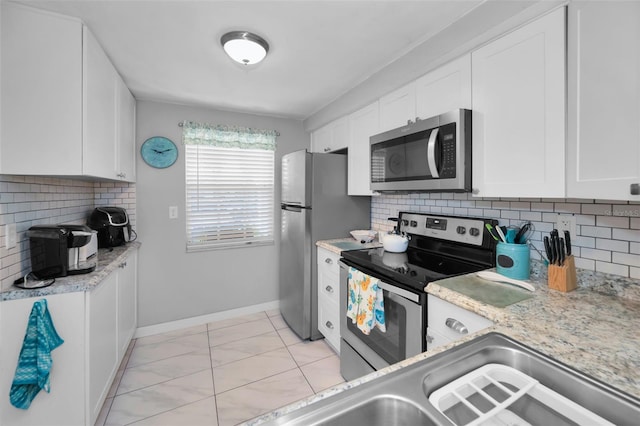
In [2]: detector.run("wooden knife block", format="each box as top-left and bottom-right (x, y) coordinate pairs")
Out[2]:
(548, 255), (577, 292)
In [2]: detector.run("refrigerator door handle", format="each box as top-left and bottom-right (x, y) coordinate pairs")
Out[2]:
(281, 204), (308, 212)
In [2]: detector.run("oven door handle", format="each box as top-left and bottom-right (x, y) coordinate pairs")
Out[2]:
(377, 281), (420, 303)
(340, 261), (420, 303)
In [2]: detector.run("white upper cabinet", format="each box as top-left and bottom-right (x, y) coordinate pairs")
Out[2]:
(379, 82), (416, 132)
(311, 116), (349, 153)
(0, 3), (136, 182)
(471, 8), (566, 198)
(117, 75), (137, 181)
(378, 55), (472, 135)
(348, 101), (379, 196)
(1, 3), (83, 175)
(415, 55), (472, 119)
(83, 26), (118, 179)
(567, 2), (640, 201)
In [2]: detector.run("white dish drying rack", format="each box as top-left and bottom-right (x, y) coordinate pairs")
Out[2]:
(428, 363), (614, 426)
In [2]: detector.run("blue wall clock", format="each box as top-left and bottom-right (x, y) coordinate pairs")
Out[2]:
(141, 136), (178, 169)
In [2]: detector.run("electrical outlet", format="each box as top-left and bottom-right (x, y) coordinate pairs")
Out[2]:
(5, 223), (17, 249)
(556, 214), (576, 237)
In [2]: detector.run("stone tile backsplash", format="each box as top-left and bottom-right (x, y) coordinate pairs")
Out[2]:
(0, 175), (136, 290)
(372, 193), (640, 280)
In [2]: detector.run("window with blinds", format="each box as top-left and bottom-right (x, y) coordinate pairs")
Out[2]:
(183, 122), (276, 251)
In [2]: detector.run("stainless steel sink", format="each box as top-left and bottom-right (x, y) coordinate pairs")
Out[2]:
(261, 333), (640, 425)
(318, 396), (435, 426)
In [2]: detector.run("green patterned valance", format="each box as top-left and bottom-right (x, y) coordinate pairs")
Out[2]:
(181, 121), (277, 151)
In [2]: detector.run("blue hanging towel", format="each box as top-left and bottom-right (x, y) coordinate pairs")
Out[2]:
(10, 299), (64, 410)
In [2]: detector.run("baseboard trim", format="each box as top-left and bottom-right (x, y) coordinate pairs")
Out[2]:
(134, 300), (280, 338)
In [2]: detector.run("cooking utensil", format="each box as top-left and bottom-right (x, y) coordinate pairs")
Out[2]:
(485, 224), (500, 241)
(515, 223), (532, 244)
(564, 230), (572, 256)
(495, 225), (507, 243)
(476, 270), (535, 292)
(558, 237), (566, 266)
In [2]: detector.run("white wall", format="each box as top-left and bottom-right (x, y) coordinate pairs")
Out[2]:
(135, 100), (308, 327)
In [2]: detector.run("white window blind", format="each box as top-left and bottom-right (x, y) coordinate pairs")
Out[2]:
(183, 121), (277, 251)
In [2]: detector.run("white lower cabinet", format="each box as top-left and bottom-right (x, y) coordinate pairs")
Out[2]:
(0, 248), (138, 426)
(0, 292), (86, 426)
(117, 252), (138, 359)
(317, 247), (341, 353)
(87, 272), (118, 425)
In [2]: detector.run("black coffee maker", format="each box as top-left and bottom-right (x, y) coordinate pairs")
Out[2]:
(28, 225), (97, 279)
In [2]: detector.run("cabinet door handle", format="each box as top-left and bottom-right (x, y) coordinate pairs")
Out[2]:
(119, 262), (127, 268)
(325, 321), (334, 329)
(445, 318), (468, 335)
(324, 258), (333, 264)
(325, 285), (334, 293)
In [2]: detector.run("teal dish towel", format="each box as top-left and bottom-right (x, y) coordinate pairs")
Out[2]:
(10, 299), (64, 410)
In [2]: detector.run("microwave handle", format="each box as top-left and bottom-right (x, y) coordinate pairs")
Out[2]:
(427, 128), (440, 178)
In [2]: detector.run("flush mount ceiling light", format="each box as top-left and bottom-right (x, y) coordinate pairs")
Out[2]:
(221, 31), (269, 65)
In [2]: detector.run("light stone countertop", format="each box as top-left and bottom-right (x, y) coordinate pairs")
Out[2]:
(248, 244), (640, 425)
(316, 237), (382, 255)
(0, 242), (141, 301)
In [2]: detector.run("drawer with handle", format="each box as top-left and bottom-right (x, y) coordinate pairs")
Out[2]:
(428, 295), (493, 344)
(317, 247), (340, 275)
(318, 292), (340, 353)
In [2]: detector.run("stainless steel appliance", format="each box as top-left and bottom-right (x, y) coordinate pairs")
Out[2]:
(280, 149), (371, 340)
(339, 212), (498, 381)
(370, 109), (471, 193)
(27, 224), (97, 279)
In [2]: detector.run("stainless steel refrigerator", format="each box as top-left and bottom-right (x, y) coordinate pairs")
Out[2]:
(279, 149), (371, 340)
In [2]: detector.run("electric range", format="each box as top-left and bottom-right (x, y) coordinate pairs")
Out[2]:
(339, 212), (498, 380)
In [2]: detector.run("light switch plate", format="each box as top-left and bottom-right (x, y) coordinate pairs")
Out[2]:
(5, 223), (17, 249)
(169, 206), (178, 219)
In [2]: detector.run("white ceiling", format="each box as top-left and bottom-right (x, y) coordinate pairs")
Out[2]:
(16, 1), (488, 120)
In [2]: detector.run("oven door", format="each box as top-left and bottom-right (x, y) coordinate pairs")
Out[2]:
(339, 261), (424, 373)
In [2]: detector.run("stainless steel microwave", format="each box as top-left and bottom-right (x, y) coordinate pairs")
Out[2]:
(370, 109), (471, 192)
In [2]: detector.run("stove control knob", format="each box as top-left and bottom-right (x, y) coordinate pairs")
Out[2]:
(456, 226), (466, 235)
(402, 219), (409, 226)
(469, 227), (480, 237)
(410, 220), (417, 227)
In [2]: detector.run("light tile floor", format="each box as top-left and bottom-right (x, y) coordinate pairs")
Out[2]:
(97, 309), (344, 426)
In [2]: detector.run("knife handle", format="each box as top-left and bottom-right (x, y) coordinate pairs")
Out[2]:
(564, 230), (572, 256)
(543, 236), (552, 263)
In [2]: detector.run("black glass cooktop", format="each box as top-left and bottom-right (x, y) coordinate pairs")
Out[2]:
(341, 247), (487, 293)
